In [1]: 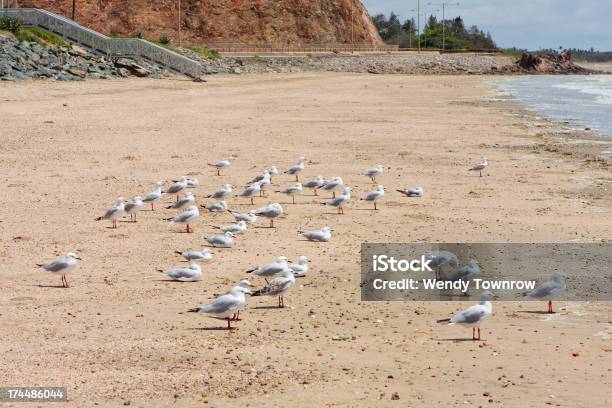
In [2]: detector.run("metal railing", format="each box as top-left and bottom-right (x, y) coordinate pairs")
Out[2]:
(204, 42), (399, 53)
(0, 8), (202, 78)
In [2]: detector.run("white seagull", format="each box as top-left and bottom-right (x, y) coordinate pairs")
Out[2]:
(323, 187), (351, 214)
(202, 201), (228, 213)
(440, 259), (480, 296)
(207, 184), (233, 200)
(525, 272), (566, 313)
(214, 220), (247, 234)
(95, 197), (125, 229)
(253, 203), (283, 228)
(37, 252), (81, 288)
(188, 285), (251, 330)
(298, 226), (332, 242)
(208, 156), (235, 176)
(175, 248), (214, 262)
(397, 187), (424, 197)
(437, 291), (494, 340)
(276, 183), (302, 204)
(469, 156), (488, 177)
(284, 156), (305, 181)
(360, 185), (385, 210)
(165, 176), (188, 201)
(185, 177), (199, 188)
(288, 256), (309, 277)
(246, 256), (290, 278)
(166, 192), (195, 210)
(303, 176), (326, 196)
(252, 270), (296, 308)
(230, 210), (258, 224)
(321, 176), (344, 198)
(362, 164), (384, 183)
(125, 196), (143, 222)
(204, 231), (235, 248)
(159, 263), (202, 282)
(425, 250), (459, 279)
(166, 205), (199, 233)
(141, 181), (164, 210)
(237, 182), (261, 205)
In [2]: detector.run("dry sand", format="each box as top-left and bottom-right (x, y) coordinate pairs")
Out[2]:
(0, 74), (611, 407)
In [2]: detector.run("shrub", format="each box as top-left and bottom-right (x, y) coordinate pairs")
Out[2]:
(189, 46), (220, 60)
(0, 15), (22, 34)
(132, 31), (143, 39)
(159, 35), (170, 45)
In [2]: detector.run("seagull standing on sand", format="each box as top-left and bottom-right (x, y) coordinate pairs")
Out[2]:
(142, 181), (164, 210)
(440, 259), (480, 296)
(288, 256), (309, 277)
(214, 220), (247, 235)
(321, 177), (344, 198)
(188, 285), (252, 330)
(37, 252), (81, 288)
(253, 203), (283, 228)
(166, 192), (195, 210)
(276, 183), (302, 204)
(125, 196), (143, 222)
(397, 187), (424, 197)
(252, 270), (296, 308)
(175, 248), (214, 262)
(469, 156), (488, 177)
(159, 263), (202, 282)
(165, 176), (188, 201)
(362, 165), (384, 183)
(258, 172), (271, 197)
(303, 176), (326, 196)
(95, 198), (125, 229)
(208, 184), (233, 200)
(284, 156), (305, 181)
(202, 201), (228, 213)
(166, 205), (199, 233)
(237, 182), (261, 205)
(208, 156), (235, 176)
(424, 250), (459, 279)
(360, 185), (385, 210)
(323, 187), (351, 214)
(525, 272), (566, 313)
(230, 210), (258, 224)
(437, 291), (494, 340)
(298, 226), (332, 242)
(246, 256), (289, 278)
(204, 231), (235, 248)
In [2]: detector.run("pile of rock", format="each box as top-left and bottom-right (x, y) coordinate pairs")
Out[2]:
(0, 33), (171, 81)
(513, 51), (593, 74)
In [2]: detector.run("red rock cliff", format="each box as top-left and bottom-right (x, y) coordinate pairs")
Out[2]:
(18, 0), (383, 46)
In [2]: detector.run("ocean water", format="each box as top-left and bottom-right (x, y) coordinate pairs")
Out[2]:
(497, 75), (612, 137)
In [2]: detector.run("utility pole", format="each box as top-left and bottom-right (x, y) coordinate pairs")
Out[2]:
(351, 0), (354, 50)
(417, 0), (421, 52)
(442, 2), (445, 51)
(178, 0), (181, 47)
(71, 0), (76, 20)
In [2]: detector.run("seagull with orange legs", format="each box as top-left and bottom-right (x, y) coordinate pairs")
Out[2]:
(362, 164), (384, 183)
(95, 197), (125, 228)
(322, 187), (351, 214)
(252, 269), (295, 308)
(125, 196), (143, 222)
(142, 181), (164, 210)
(437, 291), (494, 341)
(165, 176), (188, 202)
(284, 156), (305, 182)
(525, 272), (566, 313)
(360, 185), (385, 210)
(37, 252), (81, 288)
(276, 182), (302, 204)
(208, 156), (235, 176)
(166, 205), (199, 233)
(321, 177), (344, 198)
(469, 156), (488, 177)
(253, 203), (283, 228)
(188, 285), (251, 331)
(237, 182), (261, 205)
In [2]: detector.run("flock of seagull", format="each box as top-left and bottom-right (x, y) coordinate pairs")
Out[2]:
(35, 154), (564, 338)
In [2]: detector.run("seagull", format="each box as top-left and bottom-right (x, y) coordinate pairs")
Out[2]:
(257, 172), (271, 197)
(245, 256), (289, 278)
(440, 259), (480, 296)
(288, 256), (309, 277)
(237, 182), (261, 205)
(159, 263), (202, 282)
(202, 201), (228, 213)
(166, 205), (199, 233)
(219, 280), (256, 321)
(397, 187), (424, 197)
(185, 177), (199, 188)
(229, 210), (258, 224)
(208, 184), (233, 200)
(165, 176), (189, 201)
(142, 181), (164, 210)
(252, 270), (296, 308)
(322, 187), (351, 214)
(298, 226), (332, 242)
(253, 203), (283, 228)
(214, 220), (247, 234)
(188, 285), (251, 330)
(321, 177), (344, 198)
(360, 185), (385, 210)
(251, 167), (276, 184)
(424, 250), (459, 279)
(276, 183), (302, 204)
(437, 291), (494, 340)
(124, 196), (143, 222)
(208, 156), (235, 176)
(362, 164), (384, 183)
(266, 165), (278, 182)
(166, 192), (195, 210)
(469, 156), (488, 177)
(525, 272), (566, 313)
(303, 176), (326, 196)
(204, 231), (235, 248)
(95, 198), (125, 229)
(37, 252), (81, 288)
(284, 156), (305, 181)
(175, 248), (214, 262)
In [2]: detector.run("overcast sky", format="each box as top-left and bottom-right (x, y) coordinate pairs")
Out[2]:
(362, 0), (611, 51)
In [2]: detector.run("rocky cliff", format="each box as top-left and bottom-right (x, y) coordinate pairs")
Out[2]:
(18, 0), (383, 46)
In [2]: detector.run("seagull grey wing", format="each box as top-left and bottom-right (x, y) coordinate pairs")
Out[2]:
(451, 306), (485, 324)
(261, 277), (292, 296)
(142, 192), (159, 202)
(201, 294), (240, 314)
(167, 268), (198, 280)
(528, 280), (564, 298)
(41, 259), (68, 272)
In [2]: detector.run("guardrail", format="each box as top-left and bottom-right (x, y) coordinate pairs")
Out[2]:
(0, 8), (202, 78)
(204, 42), (399, 53)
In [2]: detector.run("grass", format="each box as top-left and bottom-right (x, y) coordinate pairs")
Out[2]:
(500, 48), (523, 61)
(188, 46), (220, 60)
(22, 28), (70, 47)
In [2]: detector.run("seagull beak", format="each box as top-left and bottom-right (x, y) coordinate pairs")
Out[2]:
(76, 257), (83, 260)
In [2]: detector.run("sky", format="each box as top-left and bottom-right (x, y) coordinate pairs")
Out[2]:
(362, 0), (611, 51)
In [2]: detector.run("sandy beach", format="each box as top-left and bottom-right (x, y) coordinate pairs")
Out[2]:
(1, 74), (611, 407)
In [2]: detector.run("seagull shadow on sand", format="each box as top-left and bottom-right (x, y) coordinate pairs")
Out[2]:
(434, 337), (484, 342)
(34, 284), (67, 289)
